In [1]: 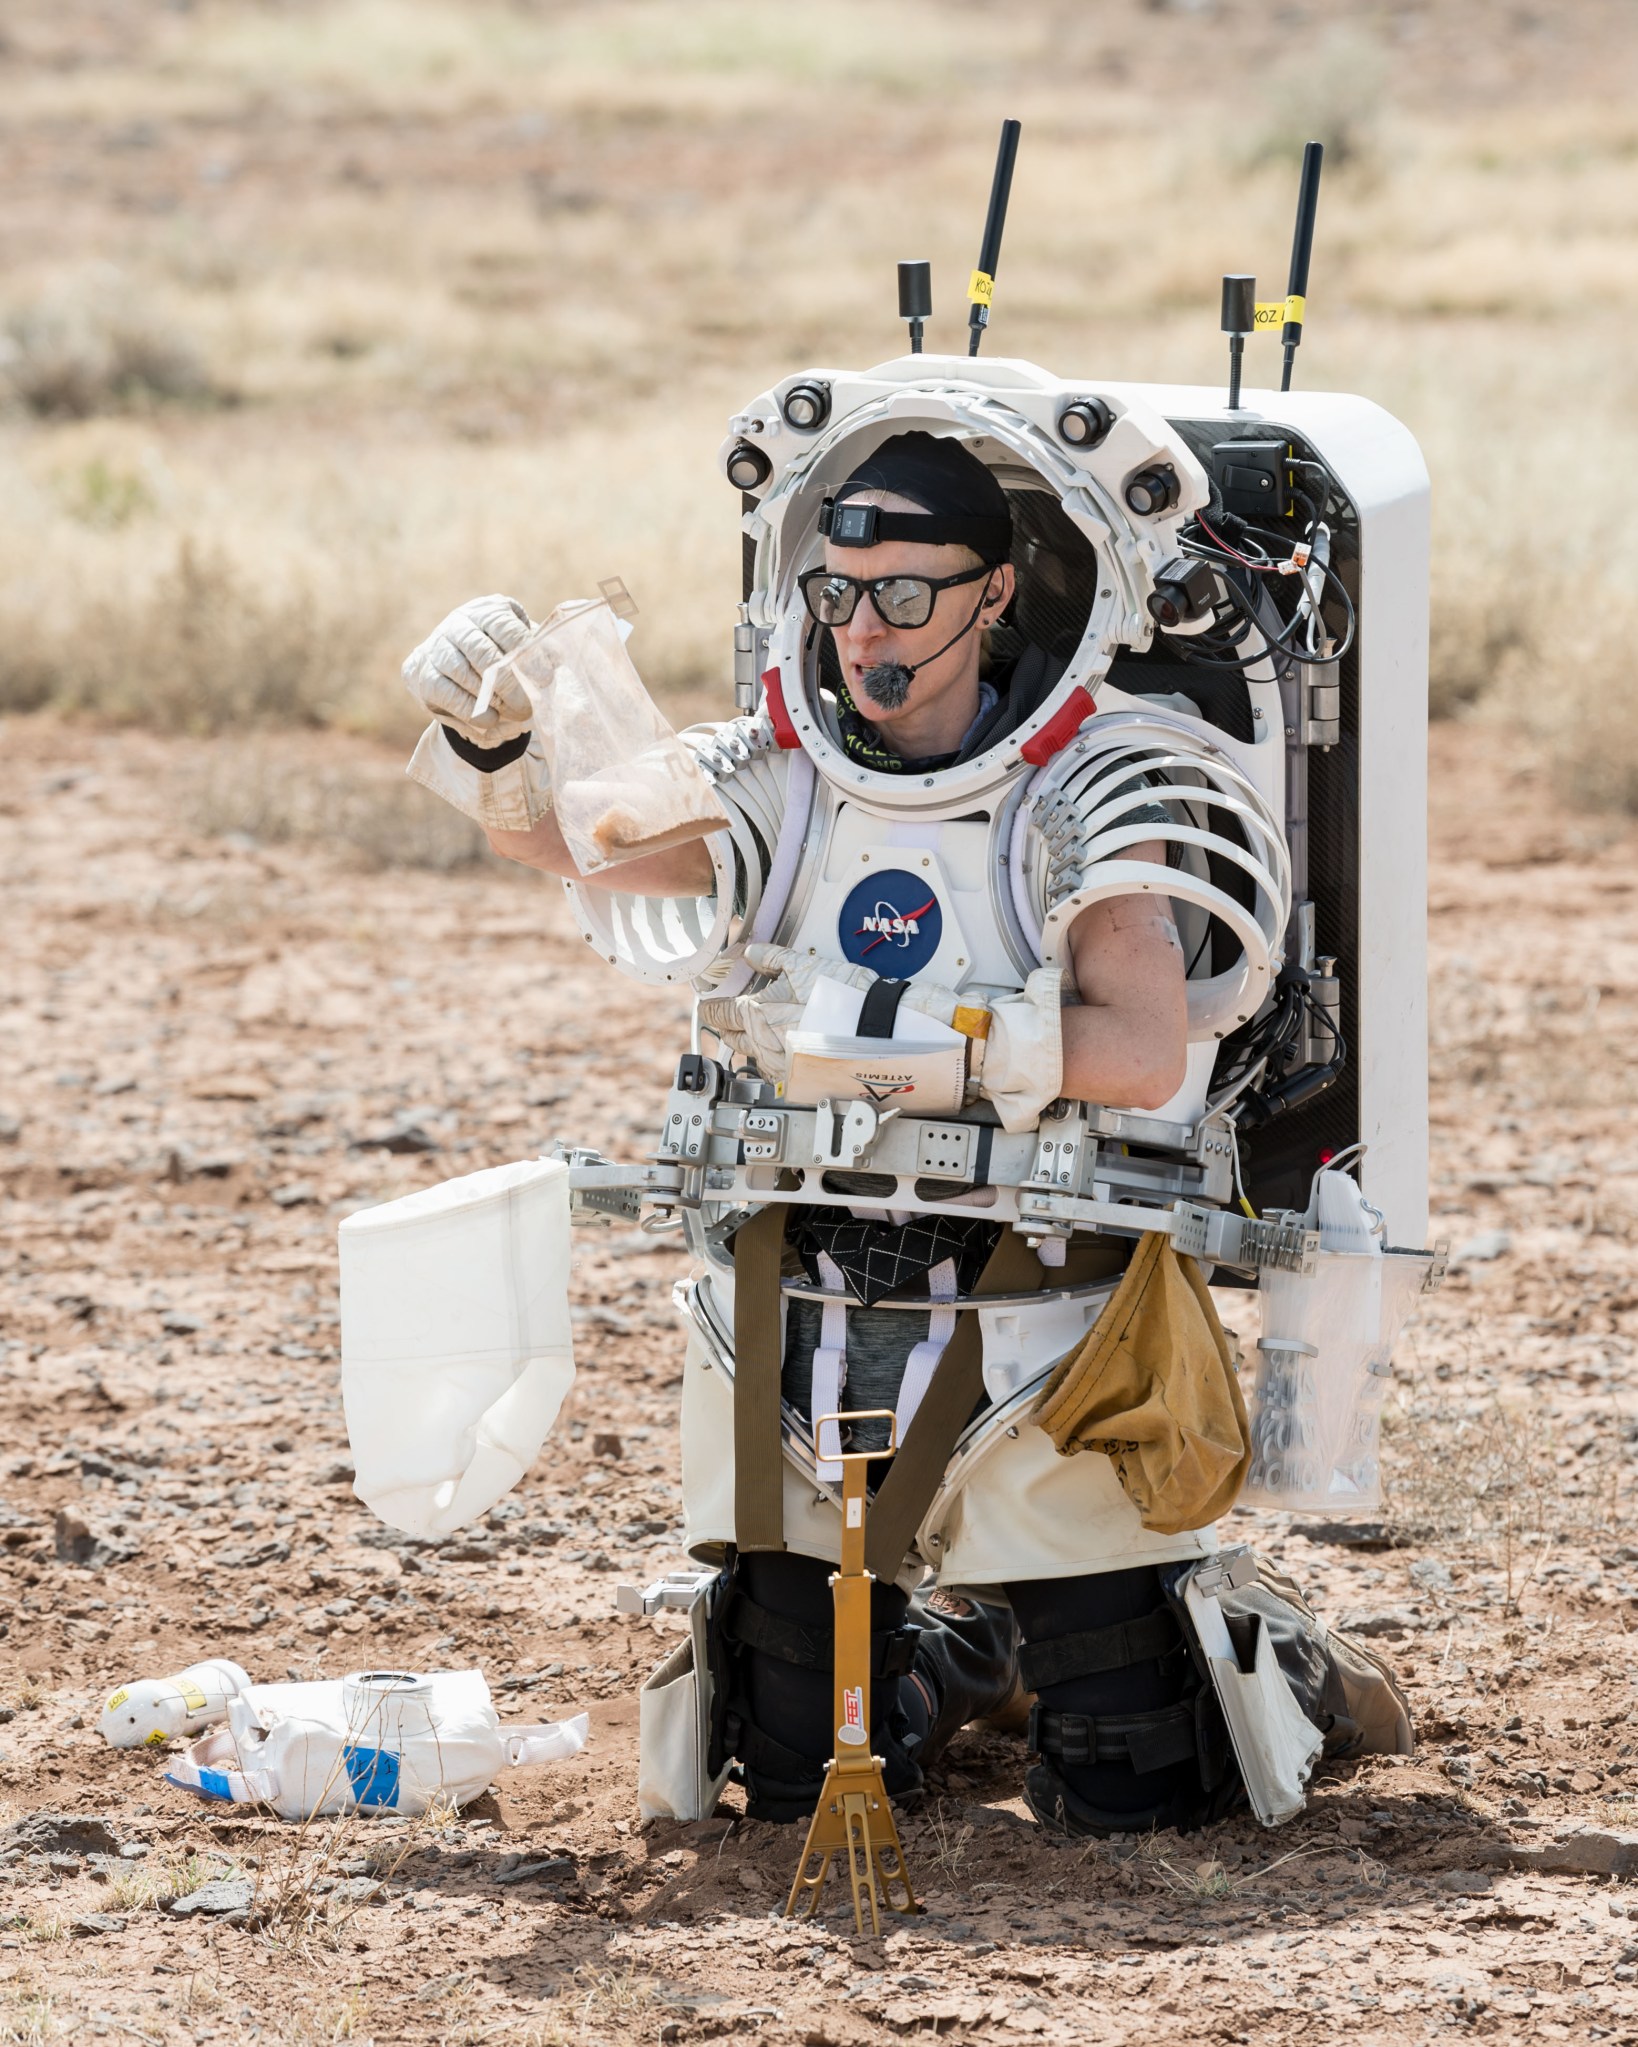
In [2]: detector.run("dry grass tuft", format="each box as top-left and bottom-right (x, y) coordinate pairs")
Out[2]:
(1, 276), (222, 420)
(179, 745), (491, 871)
(0, 539), (379, 732)
(1238, 25), (1389, 170)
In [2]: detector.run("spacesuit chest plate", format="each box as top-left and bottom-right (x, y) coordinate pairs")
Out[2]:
(777, 801), (1028, 993)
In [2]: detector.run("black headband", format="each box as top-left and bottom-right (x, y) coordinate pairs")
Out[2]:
(821, 428), (1014, 564)
(818, 496), (1013, 559)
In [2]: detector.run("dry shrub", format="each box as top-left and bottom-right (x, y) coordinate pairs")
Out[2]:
(181, 744), (491, 872)
(1237, 25), (1388, 170)
(1, 275), (222, 420)
(1474, 577), (1638, 815)
(1382, 1344), (1631, 1590)
(0, 539), (379, 732)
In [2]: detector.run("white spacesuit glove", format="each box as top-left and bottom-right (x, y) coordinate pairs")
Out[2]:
(402, 594), (552, 833)
(401, 593), (536, 745)
(974, 967), (1069, 1133)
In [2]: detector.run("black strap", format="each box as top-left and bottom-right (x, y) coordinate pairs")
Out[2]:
(440, 725), (531, 772)
(1017, 1607), (1184, 1693)
(723, 1590), (918, 1680)
(970, 1123), (994, 1190)
(1029, 1701), (1200, 1777)
(856, 977), (909, 1040)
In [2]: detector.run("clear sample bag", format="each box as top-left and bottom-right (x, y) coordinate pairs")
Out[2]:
(1239, 1164), (1435, 1514)
(483, 593), (729, 875)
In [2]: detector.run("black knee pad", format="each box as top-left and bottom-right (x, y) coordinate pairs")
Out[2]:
(710, 1551), (927, 1824)
(1007, 1567), (1234, 1837)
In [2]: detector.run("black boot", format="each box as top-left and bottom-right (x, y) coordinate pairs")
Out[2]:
(907, 1585), (1026, 1760)
(714, 1551), (928, 1824)
(1006, 1567), (1238, 1838)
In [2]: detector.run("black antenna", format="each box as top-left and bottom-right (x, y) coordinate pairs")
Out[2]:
(1221, 275), (1255, 410)
(967, 118), (1021, 358)
(1280, 141), (1324, 391)
(898, 260), (931, 354)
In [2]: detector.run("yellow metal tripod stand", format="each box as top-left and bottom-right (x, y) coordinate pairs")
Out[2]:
(785, 1411), (919, 1935)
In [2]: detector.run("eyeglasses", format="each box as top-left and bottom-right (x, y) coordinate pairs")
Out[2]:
(798, 562), (997, 631)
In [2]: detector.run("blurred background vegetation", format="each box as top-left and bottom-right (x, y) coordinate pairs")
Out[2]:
(2, 0), (1636, 814)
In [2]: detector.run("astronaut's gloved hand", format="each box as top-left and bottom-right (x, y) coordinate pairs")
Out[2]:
(695, 990), (805, 1082)
(401, 594), (535, 747)
(970, 967), (1068, 1133)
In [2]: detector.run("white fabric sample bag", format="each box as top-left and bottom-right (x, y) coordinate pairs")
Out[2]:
(340, 1157), (575, 1539)
(164, 1670), (588, 1818)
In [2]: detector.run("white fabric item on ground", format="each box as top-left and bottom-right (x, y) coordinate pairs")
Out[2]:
(401, 593), (535, 744)
(164, 1670), (588, 1819)
(406, 719), (553, 832)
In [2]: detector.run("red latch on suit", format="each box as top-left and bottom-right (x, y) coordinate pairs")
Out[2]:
(1019, 685), (1096, 766)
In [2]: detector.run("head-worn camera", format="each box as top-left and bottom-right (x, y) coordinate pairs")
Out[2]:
(818, 496), (1012, 561)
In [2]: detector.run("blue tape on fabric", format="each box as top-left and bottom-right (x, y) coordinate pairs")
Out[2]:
(164, 1768), (236, 1803)
(342, 1743), (401, 1810)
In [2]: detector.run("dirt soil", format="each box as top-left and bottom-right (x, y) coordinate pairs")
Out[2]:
(1, 713), (1636, 2045)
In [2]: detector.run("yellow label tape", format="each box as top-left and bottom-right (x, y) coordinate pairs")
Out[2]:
(967, 269), (994, 308)
(180, 1685), (208, 1715)
(1253, 295), (1306, 331)
(953, 1005), (992, 1041)
(105, 1688), (128, 1713)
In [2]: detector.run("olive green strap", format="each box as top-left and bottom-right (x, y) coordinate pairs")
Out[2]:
(731, 1204), (790, 1552)
(864, 1228), (1053, 1582)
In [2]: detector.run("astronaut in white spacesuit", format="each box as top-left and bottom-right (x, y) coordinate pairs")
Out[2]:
(401, 429), (1406, 1835)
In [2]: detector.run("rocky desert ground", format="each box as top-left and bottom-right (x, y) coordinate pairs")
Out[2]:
(0, 713), (1634, 2045)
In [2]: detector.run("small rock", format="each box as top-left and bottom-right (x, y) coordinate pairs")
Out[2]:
(1, 1815), (120, 1859)
(71, 1913), (126, 1937)
(1339, 1606), (1423, 1637)
(92, 1076), (138, 1098)
(0, 1113), (21, 1142)
(591, 1432), (623, 1461)
(1409, 1560), (1454, 1593)
(54, 1508), (98, 1566)
(46, 1853), (82, 1876)
(160, 1312), (202, 1336)
(1453, 1230), (1511, 1265)
(492, 1857), (576, 1888)
(329, 1876), (385, 1905)
(1435, 1869), (1492, 1895)
(168, 1878), (256, 1918)
(270, 1182), (316, 1208)
(357, 1119), (442, 1155)
(186, 1074), (268, 1101)
(1489, 1824), (1638, 1878)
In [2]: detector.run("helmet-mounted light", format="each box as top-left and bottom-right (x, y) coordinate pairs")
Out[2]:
(1056, 399), (1113, 450)
(725, 441), (773, 492)
(1124, 464), (1180, 516)
(780, 380), (831, 432)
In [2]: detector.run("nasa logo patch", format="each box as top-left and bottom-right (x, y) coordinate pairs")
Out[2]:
(838, 868), (944, 976)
